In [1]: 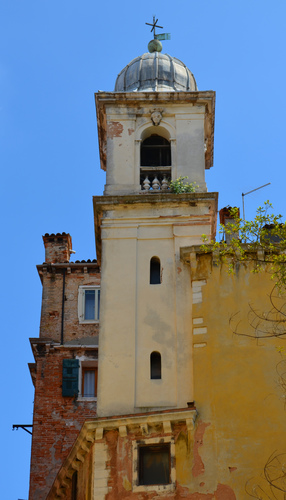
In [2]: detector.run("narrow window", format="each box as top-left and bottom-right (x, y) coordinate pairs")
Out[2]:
(85, 290), (95, 320)
(150, 352), (161, 379)
(84, 289), (100, 320)
(82, 367), (98, 397)
(150, 257), (160, 285)
(141, 135), (171, 167)
(78, 287), (100, 323)
(71, 471), (77, 500)
(139, 444), (170, 485)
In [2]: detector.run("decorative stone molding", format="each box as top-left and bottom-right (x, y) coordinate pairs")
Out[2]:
(150, 108), (163, 126)
(119, 425), (127, 437)
(46, 407), (197, 499)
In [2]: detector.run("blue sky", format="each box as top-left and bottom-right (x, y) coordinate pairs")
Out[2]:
(1, 1), (286, 498)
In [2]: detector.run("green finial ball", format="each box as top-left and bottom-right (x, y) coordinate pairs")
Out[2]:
(148, 39), (162, 53)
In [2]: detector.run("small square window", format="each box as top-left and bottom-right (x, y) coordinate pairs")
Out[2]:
(78, 286), (100, 324)
(132, 437), (175, 492)
(139, 444), (170, 485)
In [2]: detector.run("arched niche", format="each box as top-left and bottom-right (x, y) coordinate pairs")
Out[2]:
(150, 256), (161, 285)
(150, 351), (162, 380)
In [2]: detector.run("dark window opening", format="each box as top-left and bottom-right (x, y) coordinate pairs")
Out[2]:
(150, 352), (161, 380)
(141, 135), (171, 167)
(71, 471), (77, 500)
(139, 444), (170, 485)
(150, 257), (161, 285)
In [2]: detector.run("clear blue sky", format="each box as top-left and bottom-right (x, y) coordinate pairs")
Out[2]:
(1, 1), (286, 498)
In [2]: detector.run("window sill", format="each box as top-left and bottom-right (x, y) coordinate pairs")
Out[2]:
(78, 319), (99, 325)
(77, 396), (97, 402)
(133, 484), (175, 493)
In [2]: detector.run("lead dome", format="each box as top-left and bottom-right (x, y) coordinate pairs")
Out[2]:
(114, 52), (198, 92)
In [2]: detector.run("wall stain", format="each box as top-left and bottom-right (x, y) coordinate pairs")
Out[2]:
(228, 467), (237, 473)
(107, 121), (123, 139)
(192, 422), (210, 477)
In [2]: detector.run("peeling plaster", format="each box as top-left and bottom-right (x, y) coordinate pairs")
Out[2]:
(228, 467), (237, 473)
(107, 121), (123, 139)
(192, 421), (210, 477)
(175, 482), (236, 499)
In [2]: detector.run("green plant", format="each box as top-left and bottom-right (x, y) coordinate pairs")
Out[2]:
(169, 176), (197, 194)
(202, 201), (286, 286)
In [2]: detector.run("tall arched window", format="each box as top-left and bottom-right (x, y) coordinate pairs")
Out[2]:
(150, 257), (161, 284)
(141, 135), (171, 167)
(150, 352), (161, 379)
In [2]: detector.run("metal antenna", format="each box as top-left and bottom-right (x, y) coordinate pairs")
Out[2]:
(145, 16), (163, 39)
(242, 183), (271, 220)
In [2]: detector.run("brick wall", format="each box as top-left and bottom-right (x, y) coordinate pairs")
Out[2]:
(29, 240), (101, 499)
(29, 346), (98, 500)
(38, 263), (100, 343)
(43, 233), (72, 264)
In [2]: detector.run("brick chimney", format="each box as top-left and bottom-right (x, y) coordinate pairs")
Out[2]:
(43, 233), (72, 263)
(219, 207), (240, 244)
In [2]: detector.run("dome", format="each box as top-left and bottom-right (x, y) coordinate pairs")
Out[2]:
(114, 52), (197, 92)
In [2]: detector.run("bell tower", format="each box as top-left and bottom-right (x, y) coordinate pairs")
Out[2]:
(94, 36), (217, 417)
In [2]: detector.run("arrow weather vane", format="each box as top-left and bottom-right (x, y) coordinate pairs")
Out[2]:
(145, 16), (163, 39)
(145, 16), (171, 43)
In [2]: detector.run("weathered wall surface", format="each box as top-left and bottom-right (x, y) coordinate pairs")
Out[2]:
(65, 258), (286, 500)
(72, 420), (237, 500)
(29, 244), (101, 500)
(96, 194), (217, 417)
(38, 263), (100, 343)
(191, 257), (286, 498)
(29, 346), (98, 500)
(95, 92), (215, 195)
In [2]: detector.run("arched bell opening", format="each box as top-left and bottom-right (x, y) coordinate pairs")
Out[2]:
(141, 135), (171, 167)
(139, 127), (172, 192)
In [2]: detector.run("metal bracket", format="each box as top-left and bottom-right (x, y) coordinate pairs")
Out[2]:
(12, 424), (33, 435)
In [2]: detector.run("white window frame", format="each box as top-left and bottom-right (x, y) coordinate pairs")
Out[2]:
(78, 286), (100, 324)
(77, 359), (98, 401)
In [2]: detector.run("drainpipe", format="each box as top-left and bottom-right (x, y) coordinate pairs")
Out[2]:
(61, 269), (66, 345)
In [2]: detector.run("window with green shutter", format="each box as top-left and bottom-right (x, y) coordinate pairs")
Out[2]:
(62, 359), (79, 397)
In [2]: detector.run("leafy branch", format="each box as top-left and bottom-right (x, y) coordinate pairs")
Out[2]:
(202, 201), (286, 287)
(169, 176), (197, 193)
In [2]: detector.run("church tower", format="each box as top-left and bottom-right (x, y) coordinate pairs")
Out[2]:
(29, 22), (286, 500)
(94, 38), (216, 418)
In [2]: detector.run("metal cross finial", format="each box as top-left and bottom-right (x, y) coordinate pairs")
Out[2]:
(146, 16), (163, 39)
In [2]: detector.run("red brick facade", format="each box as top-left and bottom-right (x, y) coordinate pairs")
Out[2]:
(29, 234), (100, 500)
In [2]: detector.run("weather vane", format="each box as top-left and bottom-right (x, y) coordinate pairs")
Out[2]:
(145, 16), (171, 42)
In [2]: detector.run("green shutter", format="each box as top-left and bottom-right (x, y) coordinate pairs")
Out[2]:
(62, 359), (79, 397)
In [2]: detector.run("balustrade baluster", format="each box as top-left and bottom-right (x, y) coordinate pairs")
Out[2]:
(161, 176), (169, 191)
(152, 176), (160, 191)
(143, 176), (151, 191)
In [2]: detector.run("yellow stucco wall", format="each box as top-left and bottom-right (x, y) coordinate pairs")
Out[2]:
(191, 256), (286, 497)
